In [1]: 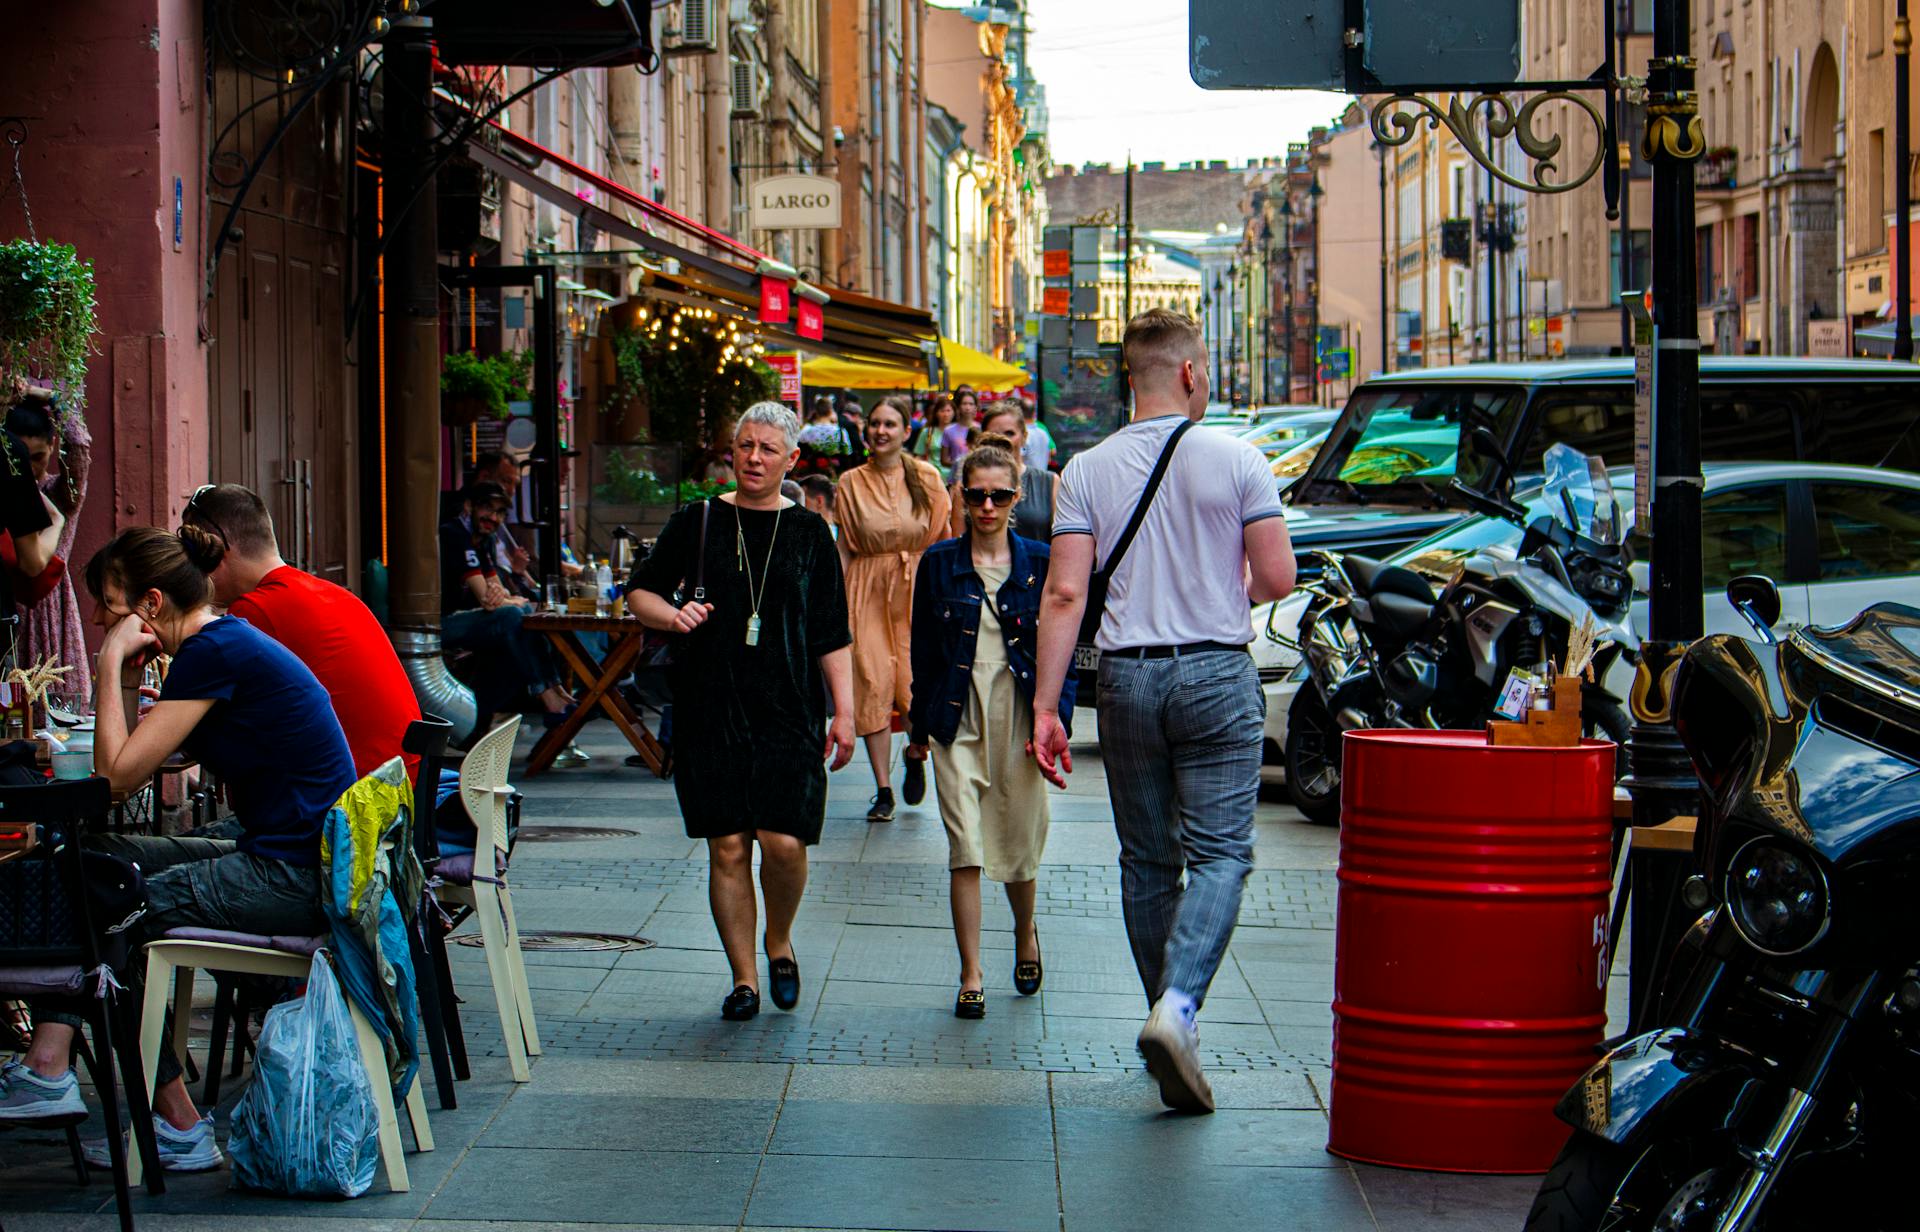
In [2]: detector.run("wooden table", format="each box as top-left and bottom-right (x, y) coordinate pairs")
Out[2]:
(522, 612), (669, 778)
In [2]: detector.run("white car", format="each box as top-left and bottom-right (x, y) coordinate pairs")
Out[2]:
(1255, 462), (1920, 787)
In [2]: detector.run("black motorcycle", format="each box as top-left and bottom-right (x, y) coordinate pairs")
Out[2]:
(1528, 581), (1920, 1231)
(1283, 441), (1635, 823)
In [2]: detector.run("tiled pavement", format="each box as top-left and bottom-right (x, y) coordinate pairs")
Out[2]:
(0, 716), (1556, 1231)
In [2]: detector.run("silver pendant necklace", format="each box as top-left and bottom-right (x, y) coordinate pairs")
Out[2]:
(736, 502), (783, 646)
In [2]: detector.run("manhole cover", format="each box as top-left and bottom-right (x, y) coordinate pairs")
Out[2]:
(455, 930), (654, 952)
(516, 825), (637, 842)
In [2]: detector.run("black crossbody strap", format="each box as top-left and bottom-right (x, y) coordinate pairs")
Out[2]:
(691, 500), (711, 602)
(1099, 419), (1194, 576)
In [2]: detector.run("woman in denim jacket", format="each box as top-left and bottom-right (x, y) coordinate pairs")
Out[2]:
(906, 434), (1076, 1018)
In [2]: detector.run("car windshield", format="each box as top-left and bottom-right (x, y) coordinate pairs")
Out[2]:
(1394, 473), (1636, 580)
(1299, 384), (1525, 503)
(1272, 432), (1328, 484)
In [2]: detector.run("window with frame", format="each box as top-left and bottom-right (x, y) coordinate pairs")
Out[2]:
(1810, 483), (1920, 582)
(1611, 229), (1653, 300)
(1798, 383), (1920, 472)
(1625, 483), (1790, 590)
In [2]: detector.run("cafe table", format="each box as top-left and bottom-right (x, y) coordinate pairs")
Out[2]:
(521, 612), (669, 778)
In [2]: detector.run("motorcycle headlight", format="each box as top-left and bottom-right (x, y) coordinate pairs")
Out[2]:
(1724, 839), (1830, 957)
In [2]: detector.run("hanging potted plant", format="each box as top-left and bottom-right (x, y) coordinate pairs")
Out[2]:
(0, 238), (98, 427)
(440, 351), (523, 426)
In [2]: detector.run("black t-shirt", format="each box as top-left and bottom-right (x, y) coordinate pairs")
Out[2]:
(0, 430), (53, 643)
(438, 517), (497, 616)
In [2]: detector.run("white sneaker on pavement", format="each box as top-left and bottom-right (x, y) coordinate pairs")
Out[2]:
(83, 1112), (224, 1173)
(1137, 996), (1215, 1114)
(0, 1060), (86, 1122)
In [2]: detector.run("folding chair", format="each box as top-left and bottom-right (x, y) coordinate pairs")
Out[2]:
(434, 717), (540, 1082)
(401, 715), (463, 1109)
(0, 778), (164, 1231)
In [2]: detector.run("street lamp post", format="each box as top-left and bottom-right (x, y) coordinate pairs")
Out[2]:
(1309, 175), (1325, 406)
(1617, 0), (1635, 355)
(1227, 262), (1240, 407)
(1260, 218), (1275, 403)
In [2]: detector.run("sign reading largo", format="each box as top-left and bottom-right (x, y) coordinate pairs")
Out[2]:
(751, 174), (841, 231)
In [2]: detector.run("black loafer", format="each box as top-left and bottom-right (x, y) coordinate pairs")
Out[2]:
(768, 949), (801, 1011)
(902, 757), (926, 806)
(867, 788), (896, 823)
(1014, 954), (1043, 997)
(955, 989), (986, 1019)
(721, 985), (760, 1020)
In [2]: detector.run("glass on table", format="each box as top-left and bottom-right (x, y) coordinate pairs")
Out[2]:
(545, 576), (564, 612)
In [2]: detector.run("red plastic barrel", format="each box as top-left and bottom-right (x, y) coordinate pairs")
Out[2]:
(1327, 729), (1614, 1174)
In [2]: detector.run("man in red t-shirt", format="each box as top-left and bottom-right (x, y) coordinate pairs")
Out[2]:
(181, 483), (422, 779)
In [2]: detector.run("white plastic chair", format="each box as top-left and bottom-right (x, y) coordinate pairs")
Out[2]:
(134, 937), (432, 1191)
(436, 716), (540, 1082)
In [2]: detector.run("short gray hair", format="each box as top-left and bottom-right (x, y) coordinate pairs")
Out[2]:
(734, 401), (802, 452)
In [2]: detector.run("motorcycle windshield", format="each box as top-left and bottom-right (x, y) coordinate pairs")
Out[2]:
(1541, 443), (1622, 546)
(1795, 603), (1920, 700)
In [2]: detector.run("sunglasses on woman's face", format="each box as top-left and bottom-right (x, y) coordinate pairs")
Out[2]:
(962, 486), (1018, 508)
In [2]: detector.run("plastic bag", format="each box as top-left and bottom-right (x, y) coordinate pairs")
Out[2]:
(227, 953), (381, 1198)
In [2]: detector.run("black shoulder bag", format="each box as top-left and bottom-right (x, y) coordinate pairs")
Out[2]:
(649, 501), (713, 669)
(1078, 419), (1194, 643)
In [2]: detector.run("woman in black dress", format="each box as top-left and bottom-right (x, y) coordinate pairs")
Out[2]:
(625, 403), (855, 1020)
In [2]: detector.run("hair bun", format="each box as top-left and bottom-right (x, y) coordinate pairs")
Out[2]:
(176, 523), (228, 574)
(973, 431), (1016, 454)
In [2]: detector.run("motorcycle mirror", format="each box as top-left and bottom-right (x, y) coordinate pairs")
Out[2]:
(1469, 426), (1510, 471)
(1726, 574), (1783, 636)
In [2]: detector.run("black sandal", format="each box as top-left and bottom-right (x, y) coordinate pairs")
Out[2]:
(721, 985), (760, 1020)
(954, 989), (986, 1020)
(1014, 933), (1043, 996)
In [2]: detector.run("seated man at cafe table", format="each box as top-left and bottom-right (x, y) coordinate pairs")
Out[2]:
(0, 525), (359, 1172)
(440, 480), (573, 730)
(181, 482), (423, 779)
(466, 449), (539, 598)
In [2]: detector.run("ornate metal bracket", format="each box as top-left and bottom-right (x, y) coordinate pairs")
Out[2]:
(1369, 90), (1609, 196)
(1641, 60), (1706, 164)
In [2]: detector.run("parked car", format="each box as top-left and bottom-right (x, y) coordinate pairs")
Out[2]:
(1254, 461), (1920, 788)
(1281, 357), (1920, 568)
(1237, 409), (1340, 458)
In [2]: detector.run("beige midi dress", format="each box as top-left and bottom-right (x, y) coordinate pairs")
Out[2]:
(838, 460), (950, 736)
(932, 562), (1051, 883)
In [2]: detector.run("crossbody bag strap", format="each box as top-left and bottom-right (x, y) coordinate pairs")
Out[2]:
(691, 500), (711, 603)
(1099, 418), (1194, 577)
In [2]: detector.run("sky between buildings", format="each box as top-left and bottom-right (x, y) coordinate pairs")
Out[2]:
(1023, 0), (1353, 166)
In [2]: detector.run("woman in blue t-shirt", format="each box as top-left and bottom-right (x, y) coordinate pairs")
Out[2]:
(0, 524), (359, 1172)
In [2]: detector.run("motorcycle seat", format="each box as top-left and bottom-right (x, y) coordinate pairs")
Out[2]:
(1345, 554), (1437, 605)
(1367, 591), (1436, 638)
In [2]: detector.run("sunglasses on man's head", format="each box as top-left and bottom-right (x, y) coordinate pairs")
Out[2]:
(962, 487), (1018, 508)
(183, 483), (230, 547)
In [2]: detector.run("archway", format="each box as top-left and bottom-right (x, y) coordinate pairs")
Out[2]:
(1804, 43), (1840, 169)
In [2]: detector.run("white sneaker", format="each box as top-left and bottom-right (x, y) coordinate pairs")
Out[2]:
(0, 1061), (86, 1122)
(1137, 997), (1215, 1114)
(84, 1113), (225, 1173)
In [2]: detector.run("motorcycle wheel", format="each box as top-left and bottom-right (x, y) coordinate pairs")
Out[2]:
(1525, 1131), (1740, 1232)
(1283, 690), (1343, 825)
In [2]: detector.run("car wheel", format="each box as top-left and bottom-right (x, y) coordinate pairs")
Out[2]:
(1284, 690), (1342, 825)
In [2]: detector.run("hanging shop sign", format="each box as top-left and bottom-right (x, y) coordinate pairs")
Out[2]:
(750, 175), (841, 230)
(764, 352), (803, 409)
(759, 275), (791, 324)
(795, 297), (825, 340)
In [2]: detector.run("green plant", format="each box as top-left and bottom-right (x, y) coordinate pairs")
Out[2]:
(603, 306), (780, 455)
(593, 448), (735, 506)
(440, 350), (532, 419)
(0, 239), (98, 419)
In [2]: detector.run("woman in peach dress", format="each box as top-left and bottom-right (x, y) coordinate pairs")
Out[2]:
(836, 396), (951, 822)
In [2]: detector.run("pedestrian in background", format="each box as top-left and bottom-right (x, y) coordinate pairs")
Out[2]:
(625, 403), (855, 1021)
(796, 395), (852, 477)
(834, 391), (870, 474)
(914, 394), (954, 478)
(908, 435), (1073, 1018)
(941, 386), (979, 473)
(1021, 397), (1056, 473)
(945, 407), (1055, 542)
(835, 395), (950, 822)
(1029, 308), (1296, 1114)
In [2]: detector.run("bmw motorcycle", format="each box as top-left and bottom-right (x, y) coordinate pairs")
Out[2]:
(1528, 582), (1920, 1231)
(1282, 441), (1635, 823)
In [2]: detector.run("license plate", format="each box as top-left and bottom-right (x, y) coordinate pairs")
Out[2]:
(1073, 644), (1101, 672)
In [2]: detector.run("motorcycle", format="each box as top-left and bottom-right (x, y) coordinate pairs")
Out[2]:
(1282, 440), (1636, 823)
(1528, 583), (1920, 1231)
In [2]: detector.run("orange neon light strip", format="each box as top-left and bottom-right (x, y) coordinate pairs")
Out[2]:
(376, 175), (390, 565)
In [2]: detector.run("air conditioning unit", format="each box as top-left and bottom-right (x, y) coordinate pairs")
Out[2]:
(730, 60), (761, 118)
(665, 0), (718, 55)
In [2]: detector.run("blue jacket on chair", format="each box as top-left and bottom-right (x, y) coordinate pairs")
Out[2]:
(908, 531), (1076, 748)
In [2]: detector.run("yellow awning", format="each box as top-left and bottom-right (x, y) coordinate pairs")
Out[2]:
(804, 337), (1029, 393)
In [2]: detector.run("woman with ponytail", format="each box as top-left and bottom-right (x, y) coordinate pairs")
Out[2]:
(0, 521), (358, 1171)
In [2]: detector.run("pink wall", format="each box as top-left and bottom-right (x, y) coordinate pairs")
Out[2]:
(1, 0), (208, 575)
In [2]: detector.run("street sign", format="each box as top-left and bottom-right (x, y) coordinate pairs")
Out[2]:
(1190, 0), (1520, 93)
(749, 174), (840, 230)
(1625, 292), (1654, 530)
(1321, 347), (1353, 381)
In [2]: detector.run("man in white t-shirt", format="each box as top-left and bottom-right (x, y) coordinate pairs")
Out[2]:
(1021, 397), (1055, 472)
(1031, 308), (1296, 1114)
